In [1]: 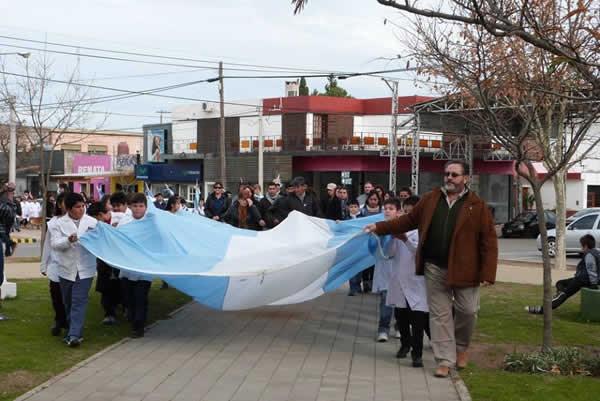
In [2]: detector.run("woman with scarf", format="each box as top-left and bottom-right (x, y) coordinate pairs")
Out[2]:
(223, 185), (266, 231)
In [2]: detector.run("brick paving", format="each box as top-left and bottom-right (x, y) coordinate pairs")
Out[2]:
(17, 287), (461, 401)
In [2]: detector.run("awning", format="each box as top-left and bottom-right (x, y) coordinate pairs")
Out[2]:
(520, 162), (582, 180)
(51, 171), (134, 180)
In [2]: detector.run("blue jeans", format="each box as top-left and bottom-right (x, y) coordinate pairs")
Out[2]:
(349, 272), (362, 293)
(378, 290), (393, 333)
(59, 274), (93, 339)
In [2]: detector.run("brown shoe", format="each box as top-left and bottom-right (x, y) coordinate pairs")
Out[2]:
(434, 365), (449, 378)
(456, 351), (468, 369)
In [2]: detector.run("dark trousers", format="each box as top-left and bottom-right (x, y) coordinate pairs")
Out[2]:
(394, 303), (430, 359)
(362, 266), (374, 290)
(128, 280), (151, 326)
(49, 280), (68, 328)
(349, 272), (362, 293)
(120, 278), (131, 311)
(552, 278), (587, 309)
(100, 282), (121, 318)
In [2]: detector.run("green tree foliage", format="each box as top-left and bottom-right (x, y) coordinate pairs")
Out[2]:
(299, 77), (309, 96)
(314, 76), (351, 97)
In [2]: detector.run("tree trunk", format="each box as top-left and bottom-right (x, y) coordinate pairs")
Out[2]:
(532, 183), (553, 351)
(553, 168), (567, 271)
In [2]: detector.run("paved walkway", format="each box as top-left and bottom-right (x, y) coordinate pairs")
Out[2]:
(17, 288), (461, 401)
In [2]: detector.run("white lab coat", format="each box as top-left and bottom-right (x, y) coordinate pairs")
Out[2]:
(372, 239), (397, 293)
(386, 230), (429, 312)
(50, 214), (98, 281)
(117, 213), (152, 282)
(40, 216), (60, 282)
(110, 208), (132, 227)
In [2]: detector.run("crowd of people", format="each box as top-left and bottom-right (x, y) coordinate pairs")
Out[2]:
(3, 159), (597, 376)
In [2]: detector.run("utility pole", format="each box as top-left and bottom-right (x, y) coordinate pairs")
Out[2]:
(258, 102), (264, 194)
(218, 61), (227, 187)
(8, 95), (17, 184)
(155, 110), (170, 124)
(385, 81), (399, 193)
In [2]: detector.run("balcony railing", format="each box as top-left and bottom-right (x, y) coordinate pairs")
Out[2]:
(168, 133), (506, 157)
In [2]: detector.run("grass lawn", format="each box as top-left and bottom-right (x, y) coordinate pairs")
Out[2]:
(463, 282), (600, 401)
(0, 278), (191, 401)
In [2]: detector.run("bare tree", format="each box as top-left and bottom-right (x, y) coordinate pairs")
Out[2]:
(292, 1), (600, 87)
(0, 53), (104, 249)
(292, 0), (600, 352)
(407, 11), (600, 350)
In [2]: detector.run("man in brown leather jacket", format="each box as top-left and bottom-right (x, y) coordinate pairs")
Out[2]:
(365, 160), (498, 377)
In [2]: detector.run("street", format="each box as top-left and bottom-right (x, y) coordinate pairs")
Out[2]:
(498, 238), (578, 266)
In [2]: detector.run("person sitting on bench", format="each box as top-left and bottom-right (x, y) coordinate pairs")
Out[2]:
(526, 234), (599, 314)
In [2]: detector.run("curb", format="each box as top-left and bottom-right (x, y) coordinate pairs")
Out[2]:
(15, 300), (195, 401)
(450, 370), (473, 401)
(10, 238), (38, 244)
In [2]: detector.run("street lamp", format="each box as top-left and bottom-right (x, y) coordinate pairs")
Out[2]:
(1, 51), (31, 183)
(0, 52), (31, 59)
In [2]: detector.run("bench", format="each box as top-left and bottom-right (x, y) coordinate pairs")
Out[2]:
(580, 287), (600, 322)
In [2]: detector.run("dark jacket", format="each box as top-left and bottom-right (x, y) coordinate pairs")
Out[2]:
(258, 195), (279, 228)
(322, 196), (343, 220)
(223, 201), (263, 230)
(204, 192), (232, 220)
(575, 248), (600, 286)
(374, 188), (498, 287)
(268, 191), (323, 222)
(0, 197), (16, 242)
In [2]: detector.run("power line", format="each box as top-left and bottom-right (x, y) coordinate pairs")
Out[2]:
(0, 42), (351, 75)
(0, 34), (354, 74)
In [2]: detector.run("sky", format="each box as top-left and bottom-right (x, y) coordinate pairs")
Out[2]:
(0, 0), (432, 131)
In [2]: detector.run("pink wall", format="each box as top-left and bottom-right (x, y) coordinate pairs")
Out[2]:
(292, 155), (515, 175)
(72, 155), (111, 200)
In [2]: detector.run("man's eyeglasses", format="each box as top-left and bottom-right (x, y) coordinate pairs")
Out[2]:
(214, 186), (223, 189)
(444, 172), (462, 178)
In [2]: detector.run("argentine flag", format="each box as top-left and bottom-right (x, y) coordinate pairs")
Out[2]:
(80, 208), (383, 311)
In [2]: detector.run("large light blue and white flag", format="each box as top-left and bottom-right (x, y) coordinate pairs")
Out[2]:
(80, 209), (383, 311)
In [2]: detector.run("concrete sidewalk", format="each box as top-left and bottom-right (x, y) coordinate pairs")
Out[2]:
(17, 289), (461, 401)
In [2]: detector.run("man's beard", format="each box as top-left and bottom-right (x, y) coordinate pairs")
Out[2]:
(445, 182), (461, 193)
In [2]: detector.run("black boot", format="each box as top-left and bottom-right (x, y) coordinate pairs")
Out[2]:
(132, 321), (144, 338)
(51, 320), (61, 336)
(396, 345), (411, 359)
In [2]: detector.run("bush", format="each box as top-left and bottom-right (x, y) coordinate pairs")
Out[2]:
(504, 347), (600, 376)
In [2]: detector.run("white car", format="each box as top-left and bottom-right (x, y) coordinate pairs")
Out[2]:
(537, 213), (600, 257)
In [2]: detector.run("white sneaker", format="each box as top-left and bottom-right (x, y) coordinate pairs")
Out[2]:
(394, 330), (401, 339)
(376, 332), (388, 342)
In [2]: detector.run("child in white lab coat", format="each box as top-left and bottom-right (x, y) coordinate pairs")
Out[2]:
(386, 195), (430, 367)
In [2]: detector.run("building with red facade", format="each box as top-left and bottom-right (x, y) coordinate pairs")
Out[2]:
(149, 94), (515, 222)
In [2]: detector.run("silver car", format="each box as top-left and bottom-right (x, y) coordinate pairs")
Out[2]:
(538, 213), (600, 257)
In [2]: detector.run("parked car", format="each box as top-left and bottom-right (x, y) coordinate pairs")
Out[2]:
(566, 207), (600, 225)
(502, 211), (556, 238)
(538, 213), (600, 257)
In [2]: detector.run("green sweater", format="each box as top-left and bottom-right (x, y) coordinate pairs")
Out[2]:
(423, 192), (467, 268)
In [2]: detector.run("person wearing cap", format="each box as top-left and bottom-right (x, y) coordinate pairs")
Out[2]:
(321, 183), (343, 221)
(267, 176), (323, 223)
